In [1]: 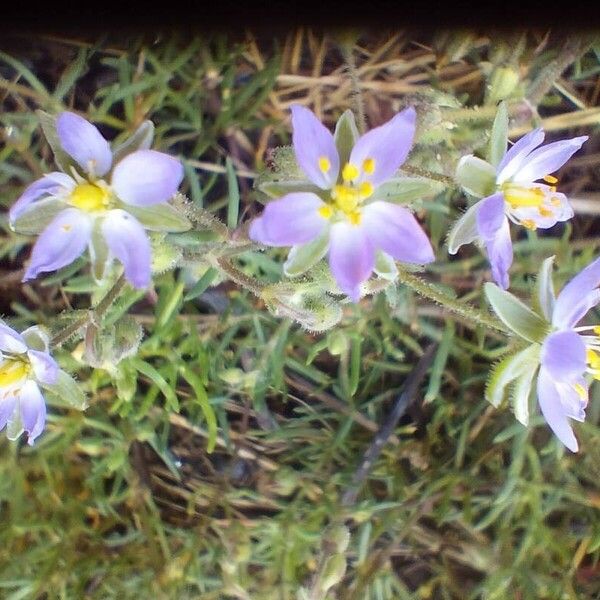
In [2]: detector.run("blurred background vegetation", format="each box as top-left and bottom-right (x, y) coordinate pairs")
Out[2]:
(1, 30), (600, 599)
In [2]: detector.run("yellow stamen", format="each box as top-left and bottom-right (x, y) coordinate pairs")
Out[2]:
(362, 158), (375, 174)
(503, 185), (545, 208)
(574, 383), (587, 399)
(549, 186), (557, 193)
(538, 206), (553, 218)
(593, 326), (600, 336)
(587, 349), (600, 369)
(521, 219), (537, 230)
(543, 175), (558, 185)
(318, 205), (333, 219)
(551, 197), (561, 207)
(342, 163), (360, 182)
(359, 181), (374, 198)
(69, 183), (109, 212)
(318, 156), (331, 174)
(348, 211), (362, 225)
(0, 360), (29, 388)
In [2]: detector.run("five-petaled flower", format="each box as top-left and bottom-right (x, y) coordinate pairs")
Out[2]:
(486, 255), (600, 452)
(0, 322), (59, 445)
(10, 112), (187, 289)
(248, 105), (435, 301)
(449, 128), (587, 289)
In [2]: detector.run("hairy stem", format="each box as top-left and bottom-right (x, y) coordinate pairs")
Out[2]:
(396, 266), (510, 335)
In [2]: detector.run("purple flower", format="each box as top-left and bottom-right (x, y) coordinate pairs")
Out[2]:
(0, 323), (59, 445)
(10, 112), (186, 289)
(248, 105), (434, 301)
(536, 256), (600, 452)
(450, 129), (587, 289)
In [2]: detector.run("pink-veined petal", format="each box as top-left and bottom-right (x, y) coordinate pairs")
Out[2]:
(349, 107), (416, 187)
(361, 201), (434, 264)
(328, 222), (375, 302)
(23, 209), (92, 282)
(56, 112), (112, 177)
(291, 105), (340, 189)
(248, 193), (328, 246)
(111, 149), (184, 206)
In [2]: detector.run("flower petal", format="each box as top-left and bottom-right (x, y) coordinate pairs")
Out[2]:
(361, 201), (434, 264)
(537, 367), (579, 452)
(111, 149), (184, 206)
(291, 105), (340, 189)
(23, 209), (92, 282)
(101, 210), (152, 289)
(56, 112), (112, 177)
(349, 107), (416, 187)
(541, 330), (586, 381)
(512, 136), (588, 184)
(0, 323), (27, 354)
(496, 128), (544, 184)
(18, 379), (46, 445)
(476, 192), (505, 240)
(508, 189), (573, 230)
(485, 218), (513, 290)
(27, 350), (59, 386)
(553, 256), (600, 329)
(328, 222), (375, 301)
(248, 193), (328, 246)
(9, 172), (74, 223)
(0, 395), (17, 432)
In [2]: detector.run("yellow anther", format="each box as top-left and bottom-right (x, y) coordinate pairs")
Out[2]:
(551, 197), (561, 207)
(342, 163), (360, 182)
(0, 360), (29, 388)
(70, 183), (109, 212)
(587, 349), (600, 369)
(347, 211), (362, 225)
(318, 156), (331, 174)
(318, 205), (333, 219)
(359, 181), (374, 198)
(593, 326), (600, 336)
(503, 185), (545, 208)
(522, 219), (537, 230)
(543, 175), (558, 185)
(574, 383), (587, 399)
(362, 158), (375, 174)
(538, 206), (553, 218)
(549, 186), (557, 193)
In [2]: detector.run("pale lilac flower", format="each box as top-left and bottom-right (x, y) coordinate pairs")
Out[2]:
(0, 323), (58, 445)
(10, 112), (185, 289)
(450, 129), (587, 289)
(249, 105), (434, 301)
(537, 256), (600, 452)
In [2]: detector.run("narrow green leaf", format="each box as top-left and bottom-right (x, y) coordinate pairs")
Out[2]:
(184, 267), (218, 301)
(226, 157), (240, 229)
(53, 48), (88, 102)
(484, 283), (549, 342)
(179, 366), (217, 453)
(132, 358), (179, 412)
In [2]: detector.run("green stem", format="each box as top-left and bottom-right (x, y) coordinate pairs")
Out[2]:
(400, 164), (455, 186)
(50, 274), (128, 348)
(342, 41), (366, 135)
(396, 266), (510, 335)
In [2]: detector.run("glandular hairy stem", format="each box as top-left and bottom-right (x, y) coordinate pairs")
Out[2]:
(396, 266), (511, 335)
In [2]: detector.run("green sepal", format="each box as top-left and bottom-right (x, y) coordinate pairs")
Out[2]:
(283, 231), (329, 277)
(455, 155), (497, 198)
(532, 255), (556, 321)
(512, 361), (538, 426)
(488, 100), (508, 168)
(484, 283), (550, 343)
(89, 221), (110, 284)
(485, 344), (539, 408)
(371, 177), (444, 205)
(84, 315), (143, 369)
(150, 233), (183, 274)
(36, 110), (80, 175)
(111, 120), (154, 165)
(124, 203), (192, 232)
(42, 370), (88, 410)
(21, 326), (50, 352)
(258, 180), (323, 200)
(374, 252), (398, 281)
(334, 109), (359, 167)
(447, 201), (480, 255)
(11, 198), (68, 235)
